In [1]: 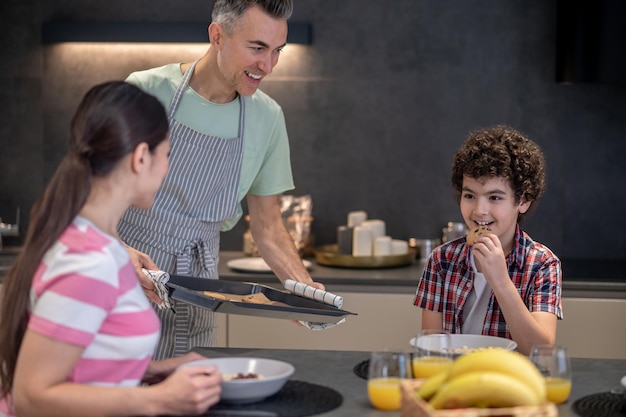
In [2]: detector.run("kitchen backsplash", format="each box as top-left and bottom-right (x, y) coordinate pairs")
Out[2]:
(1, 0), (625, 261)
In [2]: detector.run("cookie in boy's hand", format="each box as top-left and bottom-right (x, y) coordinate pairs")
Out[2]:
(467, 226), (492, 246)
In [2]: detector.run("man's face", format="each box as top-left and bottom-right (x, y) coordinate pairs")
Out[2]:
(216, 5), (288, 96)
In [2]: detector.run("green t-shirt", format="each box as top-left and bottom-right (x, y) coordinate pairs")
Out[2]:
(126, 64), (295, 231)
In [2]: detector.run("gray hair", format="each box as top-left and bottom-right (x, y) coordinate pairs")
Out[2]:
(212, 0), (293, 35)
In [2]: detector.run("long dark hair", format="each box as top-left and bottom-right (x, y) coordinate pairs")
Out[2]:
(0, 81), (169, 396)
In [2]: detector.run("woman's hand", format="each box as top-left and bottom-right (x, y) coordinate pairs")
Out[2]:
(144, 352), (209, 384)
(151, 364), (221, 416)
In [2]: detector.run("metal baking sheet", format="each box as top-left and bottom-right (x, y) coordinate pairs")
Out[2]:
(166, 275), (356, 324)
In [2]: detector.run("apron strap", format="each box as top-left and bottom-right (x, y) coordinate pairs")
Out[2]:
(168, 59), (199, 120)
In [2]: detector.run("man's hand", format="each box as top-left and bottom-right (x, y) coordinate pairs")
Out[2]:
(124, 245), (162, 305)
(307, 280), (326, 290)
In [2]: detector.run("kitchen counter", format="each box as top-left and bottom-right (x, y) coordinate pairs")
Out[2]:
(2, 248), (625, 298)
(190, 346), (626, 417)
(2, 249), (625, 358)
(217, 251), (626, 299)
(215, 252), (626, 359)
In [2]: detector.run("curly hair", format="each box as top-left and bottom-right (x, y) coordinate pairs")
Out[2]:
(451, 125), (546, 223)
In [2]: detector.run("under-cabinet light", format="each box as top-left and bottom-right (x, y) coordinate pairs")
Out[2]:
(42, 21), (312, 45)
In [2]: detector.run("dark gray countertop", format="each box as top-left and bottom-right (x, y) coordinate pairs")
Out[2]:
(191, 347), (626, 417)
(217, 251), (626, 299)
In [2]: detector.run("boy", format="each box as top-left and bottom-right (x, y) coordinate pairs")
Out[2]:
(414, 125), (562, 355)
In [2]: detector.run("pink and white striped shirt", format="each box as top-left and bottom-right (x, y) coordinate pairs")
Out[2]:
(1, 216), (160, 416)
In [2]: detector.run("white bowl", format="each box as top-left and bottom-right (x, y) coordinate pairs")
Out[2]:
(181, 357), (294, 404)
(409, 334), (517, 357)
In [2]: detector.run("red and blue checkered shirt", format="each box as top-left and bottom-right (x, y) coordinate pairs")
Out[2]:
(414, 225), (562, 339)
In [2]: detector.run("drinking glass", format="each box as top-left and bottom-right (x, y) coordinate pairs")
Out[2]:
(412, 329), (453, 379)
(529, 344), (572, 404)
(367, 351), (413, 411)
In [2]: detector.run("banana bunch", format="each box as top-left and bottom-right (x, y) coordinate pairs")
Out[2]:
(417, 348), (546, 409)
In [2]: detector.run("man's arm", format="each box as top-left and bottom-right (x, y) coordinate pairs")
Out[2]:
(246, 194), (324, 290)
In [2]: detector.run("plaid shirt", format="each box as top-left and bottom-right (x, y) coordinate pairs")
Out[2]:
(414, 225), (562, 339)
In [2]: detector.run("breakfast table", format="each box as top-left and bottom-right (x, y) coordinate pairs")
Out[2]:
(187, 347), (626, 417)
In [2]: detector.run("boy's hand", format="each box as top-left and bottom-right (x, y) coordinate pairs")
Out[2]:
(471, 233), (508, 288)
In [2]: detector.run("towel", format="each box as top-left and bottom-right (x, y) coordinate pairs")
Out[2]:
(142, 269), (175, 312)
(284, 279), (346, 330)
(284, 279), (344, 308)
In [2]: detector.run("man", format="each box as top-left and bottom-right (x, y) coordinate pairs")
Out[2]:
(118, 0), (323, 359)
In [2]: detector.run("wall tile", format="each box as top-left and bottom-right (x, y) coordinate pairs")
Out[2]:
(1, 0), (625, 263)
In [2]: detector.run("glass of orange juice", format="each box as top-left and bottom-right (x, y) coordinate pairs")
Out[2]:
(530, 344), (572, 404)
(412, 329), (453, 379)
(367, 351), (412, 410)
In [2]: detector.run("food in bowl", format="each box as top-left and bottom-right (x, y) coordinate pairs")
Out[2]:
(222, 372), (264, 381)
(179, 357), (294, 404)
(410, 334), (517, 358)
(443, 345), (500, 355)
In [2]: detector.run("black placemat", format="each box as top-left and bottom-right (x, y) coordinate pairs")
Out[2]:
(205, 380), (343, 417)
(353, 359), (369, 379)
(572, 391), (626, 417)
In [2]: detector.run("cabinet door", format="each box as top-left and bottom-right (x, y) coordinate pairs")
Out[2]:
(223, 295), (626, 359)
(556, 298), (626, 359)
(225, 292), (421, 351)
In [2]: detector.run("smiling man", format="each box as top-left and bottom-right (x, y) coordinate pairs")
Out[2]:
(413, 125), (563, 355)
(118, 0), (324, 360)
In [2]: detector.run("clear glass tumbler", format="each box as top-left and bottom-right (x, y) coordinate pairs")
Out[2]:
(529, 344), (572, 404)
(367, 351), (413, 410)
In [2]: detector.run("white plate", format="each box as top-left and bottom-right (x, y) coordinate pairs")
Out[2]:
(179, 357), (294, 404)
(227, 257), (312, 273)
(409, 334), (518, 356)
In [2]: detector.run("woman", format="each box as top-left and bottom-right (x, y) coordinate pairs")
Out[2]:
(0, 81), (221, 416)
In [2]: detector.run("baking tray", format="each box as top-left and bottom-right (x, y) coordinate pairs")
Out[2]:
(166, 275), (356, 324)
(314, 244), (416, 269)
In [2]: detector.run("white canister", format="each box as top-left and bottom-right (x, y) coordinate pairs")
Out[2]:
(347, 211), (367, 228)
(373, 236), (392, 256)
(352, 226), (373, 256)
(361, 219), (385, 239)
(391, 239), (409, 255)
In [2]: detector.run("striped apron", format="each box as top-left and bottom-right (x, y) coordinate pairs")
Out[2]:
(118, 59), (245, 359)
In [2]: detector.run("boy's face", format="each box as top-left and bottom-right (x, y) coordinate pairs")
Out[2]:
(460, 176), (531, 253)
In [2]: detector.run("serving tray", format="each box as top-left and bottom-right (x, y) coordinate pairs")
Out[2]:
(166, 275), (356, 324)
(314, 244), (416, 269)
